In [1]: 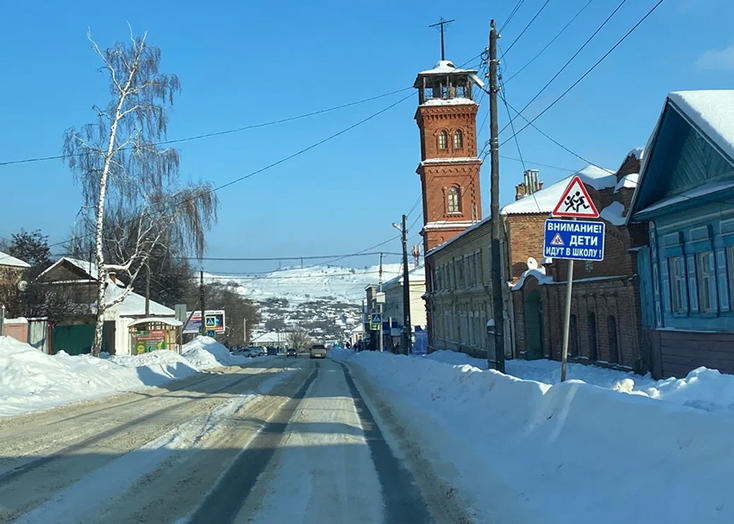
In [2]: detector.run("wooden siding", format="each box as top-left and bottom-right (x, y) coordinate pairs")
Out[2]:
(658, 329), (734, 378)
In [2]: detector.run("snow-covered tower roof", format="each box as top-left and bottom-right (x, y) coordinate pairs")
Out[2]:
(413, 60), (485, 106)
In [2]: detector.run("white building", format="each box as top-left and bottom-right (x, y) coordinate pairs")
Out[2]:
(381, 265), (427, 331)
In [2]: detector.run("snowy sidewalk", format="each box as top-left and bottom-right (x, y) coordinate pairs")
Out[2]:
(331, 348), (734, 524)
(0, 335), (253, 418)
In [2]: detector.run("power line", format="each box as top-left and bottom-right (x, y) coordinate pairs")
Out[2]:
(0, 87), (413, 168)
(501, 0), (666, 146)
(500, 156), (577, 172)
(204, 269), (393, 280)
(499, 0), (629, 136)
(500, 0), (552, 58)
(185, 251), (402, 262)
(499, 0), (527, 34)
(505, 0), (596, 84)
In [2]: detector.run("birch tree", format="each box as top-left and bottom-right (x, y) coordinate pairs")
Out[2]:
(64, 30), (218, 356)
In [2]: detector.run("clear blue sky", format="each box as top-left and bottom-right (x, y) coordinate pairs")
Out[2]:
(0, 0), (732, 273)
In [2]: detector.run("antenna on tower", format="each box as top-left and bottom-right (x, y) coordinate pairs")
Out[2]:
(429, 17), (455, 61)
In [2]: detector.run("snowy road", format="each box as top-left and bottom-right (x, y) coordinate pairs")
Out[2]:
(0, 356), (468, 524)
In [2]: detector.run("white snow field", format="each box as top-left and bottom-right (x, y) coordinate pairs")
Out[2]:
(331, 348), (734, 524)
(0, 335), (245, 417)
(204, 263), (402, 304)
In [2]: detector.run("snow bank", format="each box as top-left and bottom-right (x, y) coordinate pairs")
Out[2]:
(182, 336), (248, 370)
(0, 336), (199, 417)
(335, 350), (734, 523)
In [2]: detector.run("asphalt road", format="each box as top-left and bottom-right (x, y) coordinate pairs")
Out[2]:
(0, 355), (471, 524)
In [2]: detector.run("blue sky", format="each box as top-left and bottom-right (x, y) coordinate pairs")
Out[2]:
(0, 0), (732, 273)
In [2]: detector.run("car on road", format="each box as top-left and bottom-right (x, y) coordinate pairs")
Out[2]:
(266, 347), (278, 356)
(286, 348), (298, 358)
(309, 344), (327, 359)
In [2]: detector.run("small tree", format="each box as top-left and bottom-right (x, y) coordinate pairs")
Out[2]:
(286, 326), (312, 350)
(64, 30), (217, 356)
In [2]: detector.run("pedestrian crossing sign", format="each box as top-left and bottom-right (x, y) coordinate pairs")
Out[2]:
(551, 233), (565, 246)
(205, 316), (217, 328)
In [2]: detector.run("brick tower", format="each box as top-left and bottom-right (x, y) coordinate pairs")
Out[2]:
(415, 60), (483, 253)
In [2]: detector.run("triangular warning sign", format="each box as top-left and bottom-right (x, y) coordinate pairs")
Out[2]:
(550, 233), (565, 246)
(551, 175), (600, 218)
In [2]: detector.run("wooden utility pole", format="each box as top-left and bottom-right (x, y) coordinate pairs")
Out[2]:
(489, 20), (506, 373)
(199, 270), (205, 336)
(401, 214), (412, 354)
(378, 252), (384, 292)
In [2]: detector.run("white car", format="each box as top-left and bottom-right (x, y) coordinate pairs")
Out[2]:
(309, 344), (327, 359)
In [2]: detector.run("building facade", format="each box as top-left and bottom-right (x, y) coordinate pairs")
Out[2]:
(630, 91), (734, 378)
(414, 60), (484, 253)
(381, 265), (427, 333)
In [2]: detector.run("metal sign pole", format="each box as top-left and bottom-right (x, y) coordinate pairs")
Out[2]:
(560, 259), (574, 383)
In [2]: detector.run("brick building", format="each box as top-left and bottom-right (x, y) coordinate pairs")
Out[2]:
(508, 155), (650, 373)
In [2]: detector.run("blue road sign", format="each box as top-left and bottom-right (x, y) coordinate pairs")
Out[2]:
(544, 219), (605, 261)
(371, 313), (382, 325)
(207, 329), (216, 337)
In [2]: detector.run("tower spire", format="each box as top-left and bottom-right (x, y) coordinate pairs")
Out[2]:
(428, 17), (455, 60)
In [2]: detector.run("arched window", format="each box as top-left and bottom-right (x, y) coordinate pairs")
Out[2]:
(570, 314), (579, 357)
(438, 130), (448, 150)
(447, 186), (461, 213)
(454, 130), (464, 150)
(588, 313), (598, 361)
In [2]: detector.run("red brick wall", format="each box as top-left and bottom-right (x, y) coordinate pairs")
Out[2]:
(415, 104), (479, 160)
(505, 215), (547, 281)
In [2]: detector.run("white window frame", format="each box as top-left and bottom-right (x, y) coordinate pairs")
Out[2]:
(727, 247), (734, 311)
(453, 130), (464, 150)
(669, 256), (687, 314)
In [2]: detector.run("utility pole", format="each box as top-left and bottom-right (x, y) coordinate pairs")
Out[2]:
(401, 214), (411, 354)
(199, 270), (205, 337)
(378, 253), (384, 292)
(489, 20), (505, 373)
(145, 263), (151, 317)
(429, 18), (455, 61)
(243, 317), (248, 346)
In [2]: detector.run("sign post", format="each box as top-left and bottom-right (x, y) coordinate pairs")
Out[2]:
(546, 176), (603, 382)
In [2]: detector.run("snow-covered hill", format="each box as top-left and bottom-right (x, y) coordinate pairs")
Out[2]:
(204, 264), (403, 342)
(204, 263), (402, 305)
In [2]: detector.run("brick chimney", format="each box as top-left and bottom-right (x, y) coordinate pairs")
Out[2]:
(515, 169), (543, 200)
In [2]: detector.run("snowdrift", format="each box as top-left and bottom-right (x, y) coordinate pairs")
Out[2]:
(334, 350), (734, 523)
(0, 336), (199, 417)
(182, 336), (248, 370)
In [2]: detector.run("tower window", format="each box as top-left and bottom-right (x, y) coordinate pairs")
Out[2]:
(447, 186), (461, 214)
(438, 131), (448, 150)
(454, 130), (463, 150)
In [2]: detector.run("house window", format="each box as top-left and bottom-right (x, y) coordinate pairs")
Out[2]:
(588, 313), (598, 361)
(438, 130), (448, 150)
(669, 256), (687, 314)
(608, 315), (619, 364)
(697, 251), (717, 313)
(728, 247), (734, 309)
(454, 130), (464, 150)
(447, 186), (461, 214)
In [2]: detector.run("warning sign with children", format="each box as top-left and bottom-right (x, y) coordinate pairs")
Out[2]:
(551, 175), (600, 218)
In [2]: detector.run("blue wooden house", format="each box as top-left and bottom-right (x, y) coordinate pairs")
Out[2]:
(629, 91), (734, 378)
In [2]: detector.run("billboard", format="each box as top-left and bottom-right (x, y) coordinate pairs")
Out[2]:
(184, 309), (226, 334)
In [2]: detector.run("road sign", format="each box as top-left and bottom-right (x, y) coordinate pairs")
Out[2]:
(184, 310), (226, 334)
(207, 330), (216, 337)
(371, 313), (381, 325)
(544, 219), (605, 261)
(552, 175), (600, 218)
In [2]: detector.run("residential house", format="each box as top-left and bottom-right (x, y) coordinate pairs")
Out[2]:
(507, 157), (650, 373)
(0, 250), (31, 343)
(38, 257), (176, 355)
(629, 90), (734, 378)
(381, 265), (427, 349)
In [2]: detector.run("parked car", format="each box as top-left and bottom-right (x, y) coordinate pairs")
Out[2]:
(310, 343), (327, 359)
(266, 347), (278, 356)
(286, 348), (297, 358)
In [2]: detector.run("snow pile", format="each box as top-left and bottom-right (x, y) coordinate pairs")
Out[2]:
(645, 367), (734, 413)
(614, 172), (639, 192)
(600, 200), (626, 225)
(335, 350), (734, 523)
(0, 336), (199, 417)
(182, 336), (248, 370)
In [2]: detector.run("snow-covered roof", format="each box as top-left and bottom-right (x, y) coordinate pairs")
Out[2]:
(421, 97), (478, 107)
(635, 180), (734, 215)
(421, 156), (482, 165)
(425, 218), (490, 258)
(501, 165), (616, 216)
(39, 257), (98, 280)
(251, 332), (284, 344)
(0, 250), (30, 269)
(382, 265), (426, 289)
(128, 317), (182, 328)
(418, 60), (477, 76)
(628, 147), (645, 161)
(669, 90), (734, 163)
(600, 201), (626, 226)
(511, 267), (552, 291)
(614, 173), (639, 193)
(106, 283), (174, 317)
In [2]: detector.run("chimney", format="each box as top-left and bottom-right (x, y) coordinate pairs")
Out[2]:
(109, 272), (116, 283)
(516, 169), (543, 200)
